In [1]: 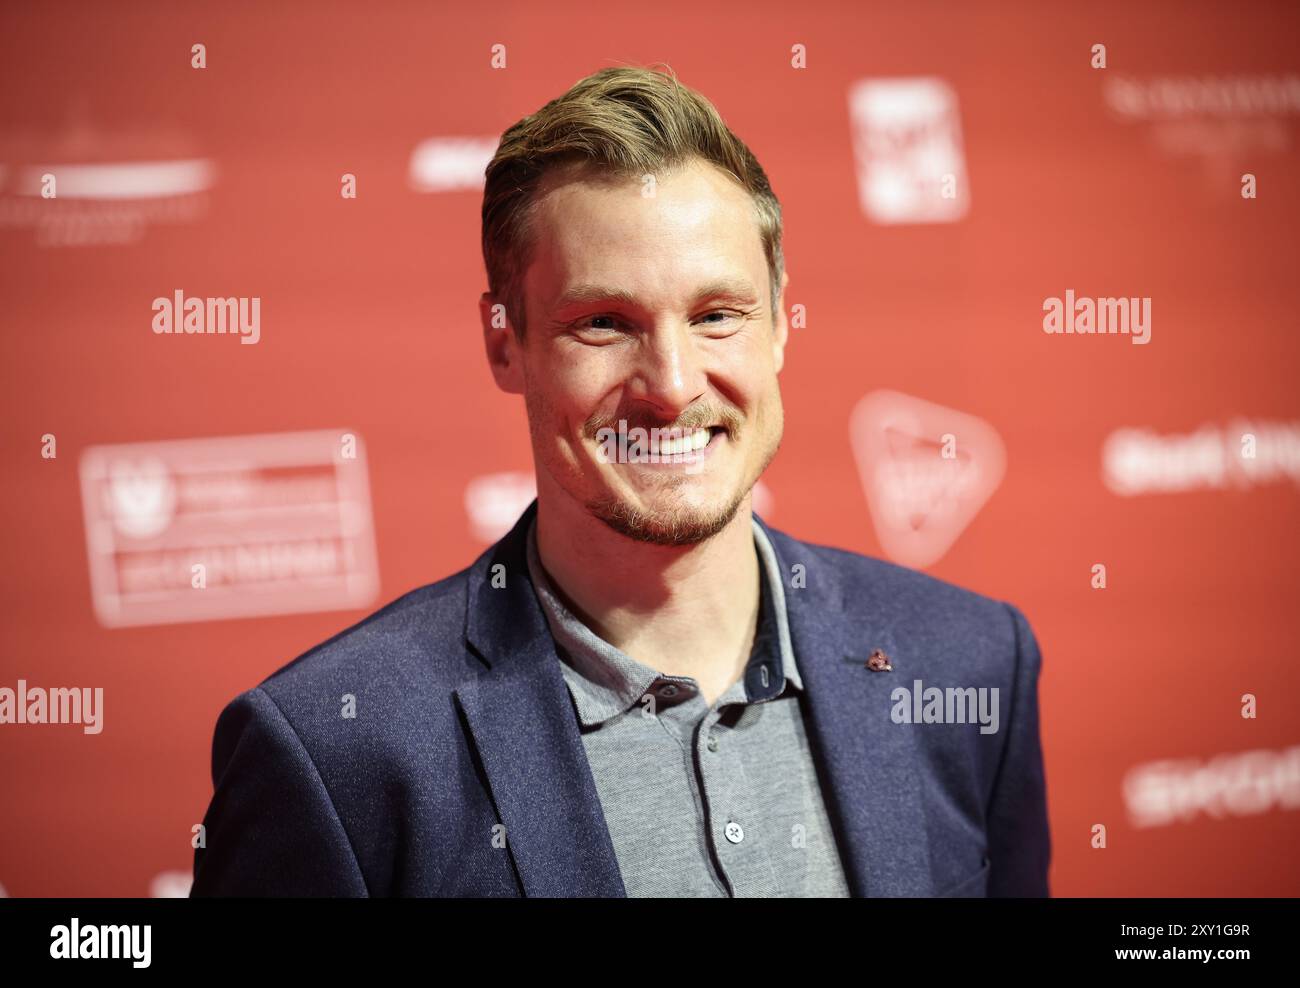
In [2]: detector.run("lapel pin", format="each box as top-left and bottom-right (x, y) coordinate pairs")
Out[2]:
(866, 648), (893, 672)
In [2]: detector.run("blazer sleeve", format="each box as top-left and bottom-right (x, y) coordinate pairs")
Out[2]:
(985, 603), (1052, 897)
(190, 686), (370, 897)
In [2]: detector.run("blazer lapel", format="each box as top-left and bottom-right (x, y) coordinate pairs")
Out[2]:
(755, 513), (936, 897)
(455, 500), (626, 897)
(455, 501), (934, 897)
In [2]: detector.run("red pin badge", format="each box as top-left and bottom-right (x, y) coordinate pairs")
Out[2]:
(866, 648), (893, 672)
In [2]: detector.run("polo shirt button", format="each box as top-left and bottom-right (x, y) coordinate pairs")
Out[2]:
(724, 821), (744, 844)
(658, 683), (679, 698)
(707, 732), (719, 752)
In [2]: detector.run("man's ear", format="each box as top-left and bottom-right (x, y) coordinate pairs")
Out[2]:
(772, 270), (790, 374)
(480, 292), (525, 395)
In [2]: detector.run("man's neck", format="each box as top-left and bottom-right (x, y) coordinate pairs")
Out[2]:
(534, 490), (762, 704)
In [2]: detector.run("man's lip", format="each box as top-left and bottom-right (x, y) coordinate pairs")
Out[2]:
(588, 424), (726, 441)
(598, 424), (722, 432)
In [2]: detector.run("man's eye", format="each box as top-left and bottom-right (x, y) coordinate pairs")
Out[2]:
(572, 311), (739, 334)
(574, 314), (623, 333)
(697, 310), (744, 330)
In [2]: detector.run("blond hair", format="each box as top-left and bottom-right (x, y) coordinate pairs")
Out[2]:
(481, 64), (784, 337)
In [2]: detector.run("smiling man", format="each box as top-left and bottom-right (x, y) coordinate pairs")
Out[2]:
(192, 65), (1051, 898)
(484, 145), (791, 711)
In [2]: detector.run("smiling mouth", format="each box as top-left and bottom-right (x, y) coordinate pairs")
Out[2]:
(594, 424), (726, 463)
(646, 427), (715, 456)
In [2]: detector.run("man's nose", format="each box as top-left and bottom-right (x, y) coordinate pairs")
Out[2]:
(627, 323), (707, 418)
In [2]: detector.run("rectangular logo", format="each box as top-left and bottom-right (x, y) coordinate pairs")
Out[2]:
(848, 76), (970, 224)
(78, 430), (379, 627)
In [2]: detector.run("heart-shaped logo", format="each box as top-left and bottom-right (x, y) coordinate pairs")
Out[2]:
(849, 390), (1005, 568)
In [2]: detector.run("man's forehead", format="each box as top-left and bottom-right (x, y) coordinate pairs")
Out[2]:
(524, 158), (767, 308)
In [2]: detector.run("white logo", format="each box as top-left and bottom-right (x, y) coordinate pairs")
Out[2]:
(848, 77), (969, 224)
(407, 137), (498, 192)
(106, 457), (176, 539)
(79, 431), (379, 627)
(1124, 746), (1300, 827)
(149, 871), (193, 898)
(849, 390), (1005, 568)
(0, 117), (215, 247)
(1102, 419), (1300, 496)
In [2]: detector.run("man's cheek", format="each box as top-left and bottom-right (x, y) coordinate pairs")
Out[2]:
(549, 373), (609, 417)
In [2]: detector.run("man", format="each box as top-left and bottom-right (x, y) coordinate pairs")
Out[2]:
(191, 65), (1050, 897)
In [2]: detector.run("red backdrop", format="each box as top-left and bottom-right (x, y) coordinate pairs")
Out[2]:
(1, 0), (1298, 897)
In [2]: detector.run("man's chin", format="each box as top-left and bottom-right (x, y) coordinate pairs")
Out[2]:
(584, 489), (748, 546)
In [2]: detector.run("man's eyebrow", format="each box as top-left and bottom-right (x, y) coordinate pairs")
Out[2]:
(551, 279), (760, 312)
(552, 284), (640, 310)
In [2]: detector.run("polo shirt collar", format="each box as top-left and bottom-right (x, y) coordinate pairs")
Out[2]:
(524, 512), (803, 728)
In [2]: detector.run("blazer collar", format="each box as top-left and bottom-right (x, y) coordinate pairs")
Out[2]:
(457, 498), (935, 897)
(457, 498), (626, 897)
(523, 510), (804, 729)
(753, 512), (936, 896)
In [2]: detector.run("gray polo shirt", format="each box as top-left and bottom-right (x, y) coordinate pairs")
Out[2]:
(525, 515), (851, 898)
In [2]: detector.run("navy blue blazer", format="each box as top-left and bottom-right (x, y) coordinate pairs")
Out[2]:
(191, 499), (1051, 897)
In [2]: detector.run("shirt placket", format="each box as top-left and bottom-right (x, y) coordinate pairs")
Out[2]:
(694, 687), (782, 897)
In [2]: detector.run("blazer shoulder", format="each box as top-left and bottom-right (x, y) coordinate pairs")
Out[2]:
(256, 562), (476, 703)
(767, 525), (1011, 608)
(763, 524), (1032, 651)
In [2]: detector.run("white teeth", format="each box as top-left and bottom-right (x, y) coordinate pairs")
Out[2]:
(617, 427), (713, 458)
(655, 428), (711, 455)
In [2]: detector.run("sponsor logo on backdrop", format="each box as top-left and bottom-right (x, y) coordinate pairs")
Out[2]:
(464, 472), (776, 544)
(149, 871), (192, 898)
(1124, 745), (1300, 827)
(1105, 73), (1300, 119)
(849, 390), (1005, 569)
(1103, 419), (1300, 496)
(847, 76), (970, 224)
(1103, 73), (1300, 160)
(464, 471), (537, 543)
(78, 430), (379, 627)
(0, 114), (214, 247)
(407, 136), (499, 192)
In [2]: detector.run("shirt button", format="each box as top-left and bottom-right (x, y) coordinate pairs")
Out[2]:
(658, 683), (679, 698)
(724, 821), (744, 844)
(707, 732), (719, 752)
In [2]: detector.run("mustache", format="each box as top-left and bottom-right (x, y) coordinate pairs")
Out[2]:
(582, 407), (742, 440)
